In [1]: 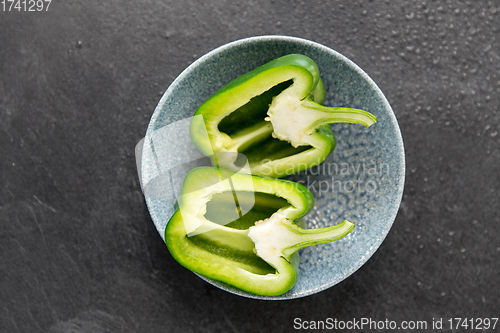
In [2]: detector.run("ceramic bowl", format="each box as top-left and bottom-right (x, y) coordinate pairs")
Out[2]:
(139, 35), (405, 300)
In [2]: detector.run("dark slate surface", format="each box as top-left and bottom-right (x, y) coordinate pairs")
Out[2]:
(1, 1), (499, 332)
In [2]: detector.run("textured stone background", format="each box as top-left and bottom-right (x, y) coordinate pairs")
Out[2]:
(1, 0), (499, 332)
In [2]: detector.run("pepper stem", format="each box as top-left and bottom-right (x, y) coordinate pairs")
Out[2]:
(248, 215), (355, 268)
(301, 99), (378, 132)
(267, 94), (377, 148)
(281, 220), (355, 258)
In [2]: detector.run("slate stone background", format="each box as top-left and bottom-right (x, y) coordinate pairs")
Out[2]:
(1, 0), (499, 332)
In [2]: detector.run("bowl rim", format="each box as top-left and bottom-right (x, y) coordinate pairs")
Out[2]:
(142, 35), (406, 300)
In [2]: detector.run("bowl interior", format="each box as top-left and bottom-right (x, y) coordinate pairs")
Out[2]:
(141, 36), (405, 300)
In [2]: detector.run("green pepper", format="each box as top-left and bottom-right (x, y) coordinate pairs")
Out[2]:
(190, 54), (377, 178)
(165, 167), (354, 296)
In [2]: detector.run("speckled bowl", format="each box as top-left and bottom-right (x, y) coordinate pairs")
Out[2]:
(140, 36), (405, 300)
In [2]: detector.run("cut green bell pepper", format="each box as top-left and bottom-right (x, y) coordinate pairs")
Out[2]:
(190, 54), (377, 178)
(165, 167), (355, 296)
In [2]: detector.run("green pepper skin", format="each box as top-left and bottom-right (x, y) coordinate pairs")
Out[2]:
(190, 54), (376, 178)
(165, 167), (355, 296)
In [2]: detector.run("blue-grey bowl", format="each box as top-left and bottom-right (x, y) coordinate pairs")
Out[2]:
(140, 35), (405, 300)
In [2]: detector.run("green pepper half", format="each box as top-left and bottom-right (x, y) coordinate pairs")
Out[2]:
(165, 167), (354, 296)
(190, 54), (377, 178)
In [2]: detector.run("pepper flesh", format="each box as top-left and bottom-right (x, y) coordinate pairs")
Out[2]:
(165, 167), (355, 296)
(190, 54), (377, 178)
